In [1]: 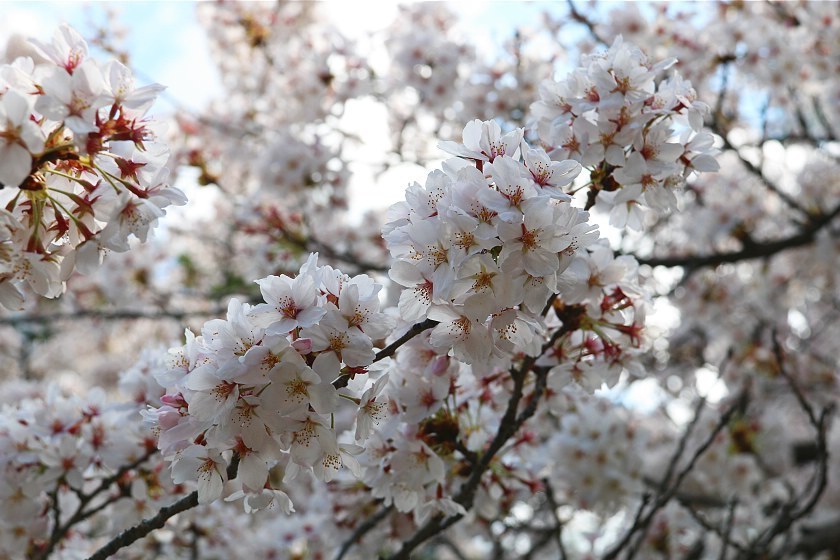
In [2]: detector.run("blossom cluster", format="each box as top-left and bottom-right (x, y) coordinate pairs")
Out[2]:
(604, 2), (840, 130)
(539, 240), (646, 391)
(172, 2), (380, 284)
(543, 387), (645, 512)
(146, 254), (396, 510)
(385, 3), (473, 118)
(0, 378), (167, 558)
(0, 25), (185, 309)
(136, 115), (662, 532)
(344, 118), (656, 528)
(384, 119), (597, 366)
(196, 2), (370, 126)
(531, 37), (719, 228)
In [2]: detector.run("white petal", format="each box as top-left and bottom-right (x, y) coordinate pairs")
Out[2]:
(0, 143), (31, 187)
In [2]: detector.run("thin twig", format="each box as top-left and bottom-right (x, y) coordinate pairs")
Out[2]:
(40, 450), (157, 559)
(334, 505), (393, 560)
(374, 319), (438, 364)
(812, 96), (839, 141)
(771, 332), (817, 426)
(542, 478), (568, 560)
(332, 319), (437, 389)
(710, 120), (811, 219)
(0, 306), (228, 327)
(290, 232), (389, 275)
(604, 389), (750, 560)
(662, 397), (708, 492)
(718, 498), (738, 560)
(432, 536), (469, 560)
(566, 0), (609, 45)
(738, 338), (835, 558)
(713, 61), (731, 127)
(676, 499), (750, 556)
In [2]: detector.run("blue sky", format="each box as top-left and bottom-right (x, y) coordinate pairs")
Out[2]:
(2, 2), (222, 110)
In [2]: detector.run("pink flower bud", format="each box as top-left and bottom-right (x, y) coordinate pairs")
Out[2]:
(292, 338), (313, 354)
(157, 406), (182, 430)
(160, 392), (187, 409)
(429, 355), (449, 376)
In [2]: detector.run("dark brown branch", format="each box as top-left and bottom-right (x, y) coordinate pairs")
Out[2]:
(738, 340), (836, 558)
(374, 319), (438, 364)
(86, 455), (239, 560)
(385, 317), (578, 560)
(713, 61), (731, 133)
(676, 498), (750, 556)
(289, 232), (389, 275)
(431, 537), (469, 560)
(604, 390), (750, 560)
(334, 505), (393, 560)
(792, 516), (840, 556)
(740, 404), (832, 559)
(38, 450), (157, 560)
(639, 201), (840, 270)
(566, 0), (608, 45)
(812, 96), (839, 142)
(737, 133), (840, 148)
(643, 477), (727, 509)
(86, 490), (199, 560)
(332, 319), (438, 390)
(522, 529), (557, 560)
(661, 396), (708, 493)
(710, 119), (811, 219)
(615, 493), (651, 560)
(454, 439), (479, 466)
(792, 91), (815, 144)
(542, 478), (568, 560)
(718, 498), (738, 560)
(771, 333), (817, 426)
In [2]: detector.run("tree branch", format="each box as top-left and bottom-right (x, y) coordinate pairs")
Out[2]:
(287, 230), (389, 274)
(738, 339), (836, 558)
(38, 450), (157, 560)
(639, 201), (840, 270)
(542, 478), (568, 560)
(0, 306), (229, 327)
(385, 314), (580, 559)
(603, 389), (750, 559)
(85, 456), (239, 560)
(566, 0), (608, 45)
(332, 319), (438, 390)
(373, 319), (438, 364)
(709, 119), (812, 219)
(334, 505), (393, 560)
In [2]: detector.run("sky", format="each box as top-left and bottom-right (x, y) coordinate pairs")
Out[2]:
(2, 2), (222, 107)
